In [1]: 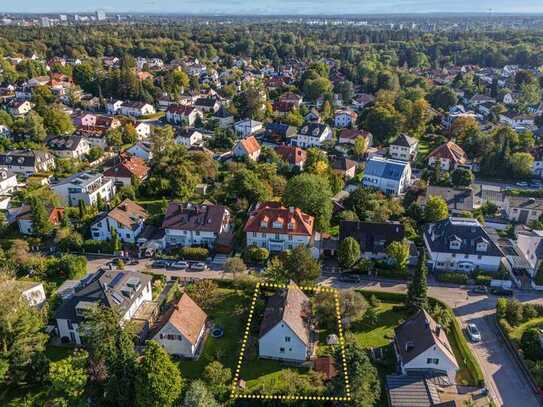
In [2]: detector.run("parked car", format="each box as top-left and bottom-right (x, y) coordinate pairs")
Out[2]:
(171, 261), (189, 270)
(152, 260), (170, 268)
(466, 323), (482, 342)
(470, 286), (489, 295)
(190, 262), (207, 271)
(516, 181), (529, 188)
(490, 287), (514, 297)
(338, 273), (361, 283)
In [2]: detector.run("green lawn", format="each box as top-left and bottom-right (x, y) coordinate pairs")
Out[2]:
(510, 317), (543, 343)
(178, 288), (247, 379)
(349, 301), (410, 349)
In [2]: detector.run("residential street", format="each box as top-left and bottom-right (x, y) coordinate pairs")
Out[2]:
(323, 276), (543, 407)
(87, 257), (542, 407)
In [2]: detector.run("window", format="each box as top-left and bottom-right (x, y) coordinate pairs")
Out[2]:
(288, 235), (293, 241)
(280, 347), (285, 353)
(285, 336), (291, 342)
(253, 232), (257, 237)
(67, 320), (73, 330)
(426, 358), (439, 365)
(195, 231), (200, 236)
(70, 332), (76, 343)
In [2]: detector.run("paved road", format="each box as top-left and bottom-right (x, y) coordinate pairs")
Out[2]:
(321, 276), (543, 407)
(87, 256), (542, 407)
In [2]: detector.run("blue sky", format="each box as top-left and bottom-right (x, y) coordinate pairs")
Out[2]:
(4, 0), (543, 14)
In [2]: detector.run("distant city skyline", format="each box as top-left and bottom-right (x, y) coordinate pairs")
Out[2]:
(3, 0), (543, 15)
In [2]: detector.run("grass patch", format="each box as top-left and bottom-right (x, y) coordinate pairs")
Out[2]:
(349, 301), (409, 349)
(510, 317), (543, 343)
(45, 344), (74, 362)
(177, 288), (247, 379)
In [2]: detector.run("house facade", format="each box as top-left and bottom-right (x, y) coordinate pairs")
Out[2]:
(54, 269), (152, 345)
(295, 123), (332, 148)
(152, 293), (207, 358)
(233, 135), (261, 161)
(90, 199), (149, 243)
(245, 202), (315, 253)
(52, 172), (116, 206)
(424, 217), (504, 273)
(389, 134), (418, 161)
(394, 310), (459, 382)
(427, 141), (469, 171)
(362, 156), (411, 196)
(0, 150), (56, 176)
(234, 119), (263, 138)
(259, 283), (313, 362)
(504, 196), (543, 225)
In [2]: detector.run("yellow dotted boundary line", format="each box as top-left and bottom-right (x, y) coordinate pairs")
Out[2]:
(230, 281), (352, 401)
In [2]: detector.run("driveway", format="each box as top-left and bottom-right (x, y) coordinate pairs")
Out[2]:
(321, 276), (543, 407)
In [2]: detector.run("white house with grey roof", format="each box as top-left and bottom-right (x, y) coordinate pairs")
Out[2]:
(424, 217), (504, 273)
(389, 133), (418, 161)
(52, 171), (115, 207)
(362, 156), (411, 196)
(259, 283), (313, 362)
(54, 269), (152, 345)
(295, 123), (332, 148)
(394, 310), (459, 382)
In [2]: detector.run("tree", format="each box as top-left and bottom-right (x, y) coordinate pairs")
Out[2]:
(386, 240), (410, 273)
(49, 349), (88, 401)
(203, 361), (232, 401)
(428, 86), (458, 110)
(0, 274), (48, 385)
(182, 380), (220, 407)
(509, 152), (534, 179)
(362, 104), (402, 144)
(81, 307), (138, 406)
(265, 246), (321, 284)
(283, 173), (333, 230)
(521, 328), (543, 361)
(353, 136), (368, 159)
(185, 280), (218, 311)
(303, 77), (333, 101)
(424, 195), (449, 222)
(451, 168), (474, 187)
(111, 228), (122, 252)
(338, 237), (361, 269)
(334, 342), (380, 407)
(136, 340), (183, 407)
(42, 107), (75, 135)
(223, 257), (247, 278)
(407, 251), (428, 309)
(31, 197), (52, 236)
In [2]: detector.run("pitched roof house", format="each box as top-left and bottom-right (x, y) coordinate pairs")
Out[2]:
(103, 155), (150, 187)
(259, 282), (313, 362)
(394, 310), (459, 382)
(233, 135), (261, 161)
(362, 156), (412, 196)
(274, 145), (307, 170)
(245, 202), (315, 253)
(152, 293), (208, 358)
(427, 141), (469, 171)
(389, 134), (419, 161)
(90, 199), (149, 243)
(418, 186), (475, 214)
(338, 128), (373, 146)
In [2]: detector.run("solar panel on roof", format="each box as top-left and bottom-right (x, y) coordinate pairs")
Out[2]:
(110, 272), (125, 288)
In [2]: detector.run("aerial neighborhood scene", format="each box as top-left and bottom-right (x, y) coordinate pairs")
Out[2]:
(5, 1), (543, 406)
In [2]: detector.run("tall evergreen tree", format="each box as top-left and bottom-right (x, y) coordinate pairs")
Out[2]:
(407, 251), (428, 310)
(136, 340), (183, 407)
(31, 197), (52, 236)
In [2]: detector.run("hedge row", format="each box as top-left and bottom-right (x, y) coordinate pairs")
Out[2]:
(430, 297), (485, 387)
(435, 272), (469, 285)
(358, 290), (485, 387)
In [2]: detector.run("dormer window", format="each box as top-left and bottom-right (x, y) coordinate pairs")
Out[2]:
(476, 241), (488, 252)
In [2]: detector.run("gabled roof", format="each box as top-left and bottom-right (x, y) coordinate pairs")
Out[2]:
(275, 145), (307, 166)
(391, 133), (418, 148)
(340, 221), (404, 253)
(162, 202), (229, 233)
(155, 293), (207, 345)
(338, 128), (372, 141)
(107, 199), (149, 230)
(244, 201), (314, 236)
(238, 136), (261, 155)
(424, 217), (503, 257)
(103, 155), (150, 180)
(259, 282), (311, 345)
(298, 123), (329, 137)
(394, 310), (458, 368)
(427, 141), (468, 165)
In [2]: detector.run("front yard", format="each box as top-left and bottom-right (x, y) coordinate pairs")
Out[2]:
(177, 287), (247, 379)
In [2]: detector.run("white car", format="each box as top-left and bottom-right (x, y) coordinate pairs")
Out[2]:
(171, 261), (189, 270)
(190, 262), (207, 271)
(467, 323), (481, 342)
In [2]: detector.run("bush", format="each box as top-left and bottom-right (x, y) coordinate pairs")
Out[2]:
(244, 245), (269, 264)
(179, 247), (209, 260)
(474, 275), (492, 286)
(521, 328), (543, 361)
(81, 239), (112, 253)
(435, 272), (468, 285)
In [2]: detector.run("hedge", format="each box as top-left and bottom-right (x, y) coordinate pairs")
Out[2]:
(430, 297), (485, 387)
(474, 275), (492, 286)
(179, 247), (209, 260)
(358, 290), (485, 387)
(435, 272), (469, 285)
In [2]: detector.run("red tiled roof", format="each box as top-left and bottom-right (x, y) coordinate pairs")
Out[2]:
(339, 128), (372, 141)
(104, 155), (150, 180)
(244, 201), (314, 236)
(275, 145), (307, 166)
(155, 293), (207, 345)
(428, 141), (468, 165)
(166, 104), (197, 115)
(240, 136), (261, 155)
